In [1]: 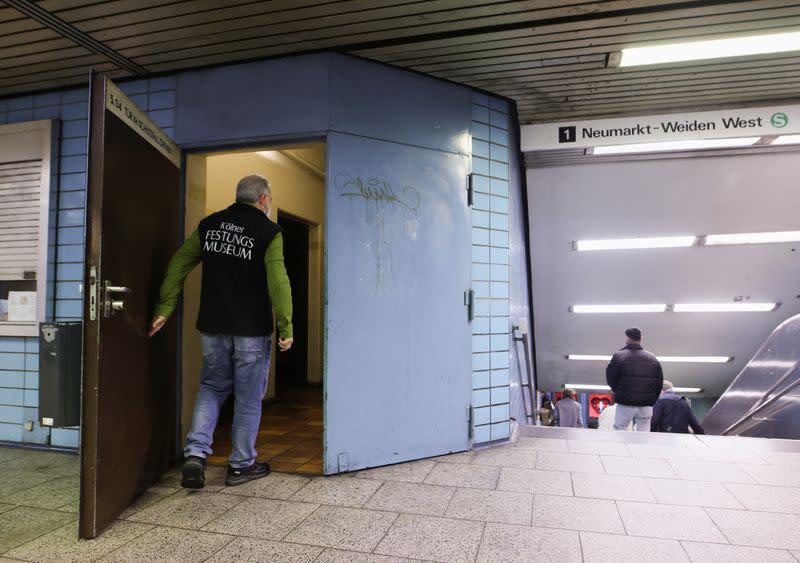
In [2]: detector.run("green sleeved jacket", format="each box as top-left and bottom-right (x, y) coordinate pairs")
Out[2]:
(155, 229), (293, 339)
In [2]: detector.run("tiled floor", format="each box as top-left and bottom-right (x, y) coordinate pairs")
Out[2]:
(2, 426), (800, 561)
(207, 386), (323, 474)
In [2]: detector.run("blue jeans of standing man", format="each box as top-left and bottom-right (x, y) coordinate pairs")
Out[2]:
(185, 333), (271, 468)
(614, 404), (653, 432)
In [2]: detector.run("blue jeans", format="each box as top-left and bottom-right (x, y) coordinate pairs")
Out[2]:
(185, 333), (271, 468)
(614, 404), (653, 432)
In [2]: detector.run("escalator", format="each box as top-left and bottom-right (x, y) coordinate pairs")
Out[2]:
(703, 313), (800, 439)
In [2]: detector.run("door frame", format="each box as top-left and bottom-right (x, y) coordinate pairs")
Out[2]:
(175, 136), (328, 460)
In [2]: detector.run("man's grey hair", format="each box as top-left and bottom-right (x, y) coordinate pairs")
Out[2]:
(236, 174), (271, 203)
(662, 380), (674, 392)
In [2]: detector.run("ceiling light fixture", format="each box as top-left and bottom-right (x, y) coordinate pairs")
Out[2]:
(673, 303), (778, 312)
(567, 354), (731, 363)
(593, 137), (760, 155)
(571, 304), (667, 314)
(618, 30), (800, 67)
(565, 383), (703, 393)
(705, 231), (800, 245)
(772, 134), (800, 145)
(574, 236), (695, 251)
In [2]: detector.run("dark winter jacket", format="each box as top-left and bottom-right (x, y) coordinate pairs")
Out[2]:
(651, 390), (705, 434)
(605, 344), (663, 407)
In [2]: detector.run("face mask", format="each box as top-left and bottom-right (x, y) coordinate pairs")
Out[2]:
(263, 204), (271, 218)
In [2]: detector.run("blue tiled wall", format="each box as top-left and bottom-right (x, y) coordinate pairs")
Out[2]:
(471, 92), (513, 444)
(0, 77), (177, 448)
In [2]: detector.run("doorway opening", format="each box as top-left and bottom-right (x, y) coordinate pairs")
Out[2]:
(182, 142), (325, 475)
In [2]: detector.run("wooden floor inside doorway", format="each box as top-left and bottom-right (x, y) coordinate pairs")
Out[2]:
(208, 386), (323, 475)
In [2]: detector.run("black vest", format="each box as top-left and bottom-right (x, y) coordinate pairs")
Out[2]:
(196, 203), (281, 336)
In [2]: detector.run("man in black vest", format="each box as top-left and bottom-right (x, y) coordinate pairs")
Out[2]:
(606, 327), (663, 432)
(149, 174), (293, 488)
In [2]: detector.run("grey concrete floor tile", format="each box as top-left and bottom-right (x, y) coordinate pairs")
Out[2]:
(763, 452), (800, 466)
(668, 460), (755, 483)
(723, 483), (800, 514)
(444, 488), (532, 525)
(601, 455), (677, 478)
(626, 444), (699, 460)
(646, 479), (744, 509)
(515, 437), (570, 452)
(536, 452), (604, 474)
(681, 541), (797, 563)
(119, 486), (180, 519)
(580, 531), (689, 563)
(0, 470), (60, 497)
(289, 477), (382, 508)
(202, 497), (318, 540)
(364, 481), (455, 516)
(496, 467), (573, 496)
(98, 526), (234, 562)
(423, 462), (500, 489)
(205, 537), (322, 562)
(315, 549), (415, 562)
(0, 477), (78, 511)
(356, 460), (436, 483)
(471, 446), (538, 469)
(374, 513), (483, 562)
(220, 472), (310, 500)
(617, 501), (727, 542)
(0, 506), (76, 553)
(567, 440), (630, 456)
(531, 494), (625, 533)
(740, 463), (800, 487)
(283, 505), (397, 552)
(705, 508), (800, 549)
(687, 446), (767, 464)
(126, 490), (245, 529)
(572, 473), (654, 502)
(428, 451), (475, 464)
(6, 520), (153, 563)
(0, 448), (26, 464)
(477, 522), (581, 563)
(0, 451), (76, 472)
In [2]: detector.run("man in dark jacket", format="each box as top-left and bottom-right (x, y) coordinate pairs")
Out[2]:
(651, 381), (705, 434)
(149, 175), (293, 489)
(606, 327), (663, 431)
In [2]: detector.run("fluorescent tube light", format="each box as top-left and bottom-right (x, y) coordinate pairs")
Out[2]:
(772, 134), (800, 145)
(565, 383), (703, 393)
(705, 231), (800, 245)
(572, 304), (667, 314)
(567, 354), (731, 363)
(674, 303), (777, 312)
(593, 137), (759, 155)
(619, 31), (800, 67)
(575, 236), (695, 251)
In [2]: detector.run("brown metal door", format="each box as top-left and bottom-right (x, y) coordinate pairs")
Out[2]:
(80, 75), (181, 538)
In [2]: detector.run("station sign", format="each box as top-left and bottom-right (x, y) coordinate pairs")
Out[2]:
(521, 104), (800, 151)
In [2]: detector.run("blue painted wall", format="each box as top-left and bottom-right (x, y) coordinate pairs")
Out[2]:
(0, 52), (525, 451)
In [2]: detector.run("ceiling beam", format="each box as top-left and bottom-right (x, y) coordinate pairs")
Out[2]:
(3, 0), (148, 76)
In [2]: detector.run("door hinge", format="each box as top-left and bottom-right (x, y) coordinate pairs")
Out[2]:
(468, 405), (474, 438)
(464, 289), (474, 322)
(88, 265), (98, 321)
(467, 173), (474, 206)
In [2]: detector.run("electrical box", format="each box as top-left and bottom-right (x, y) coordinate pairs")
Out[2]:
(39, 322), (82, 428)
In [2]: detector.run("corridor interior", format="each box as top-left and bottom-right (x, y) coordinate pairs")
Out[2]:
(183, 143), (326, 475)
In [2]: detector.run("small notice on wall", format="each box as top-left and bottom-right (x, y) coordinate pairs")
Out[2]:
(8, 292), (36, 322)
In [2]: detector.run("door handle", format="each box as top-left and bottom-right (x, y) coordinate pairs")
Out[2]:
(102, 281), (132, 318)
